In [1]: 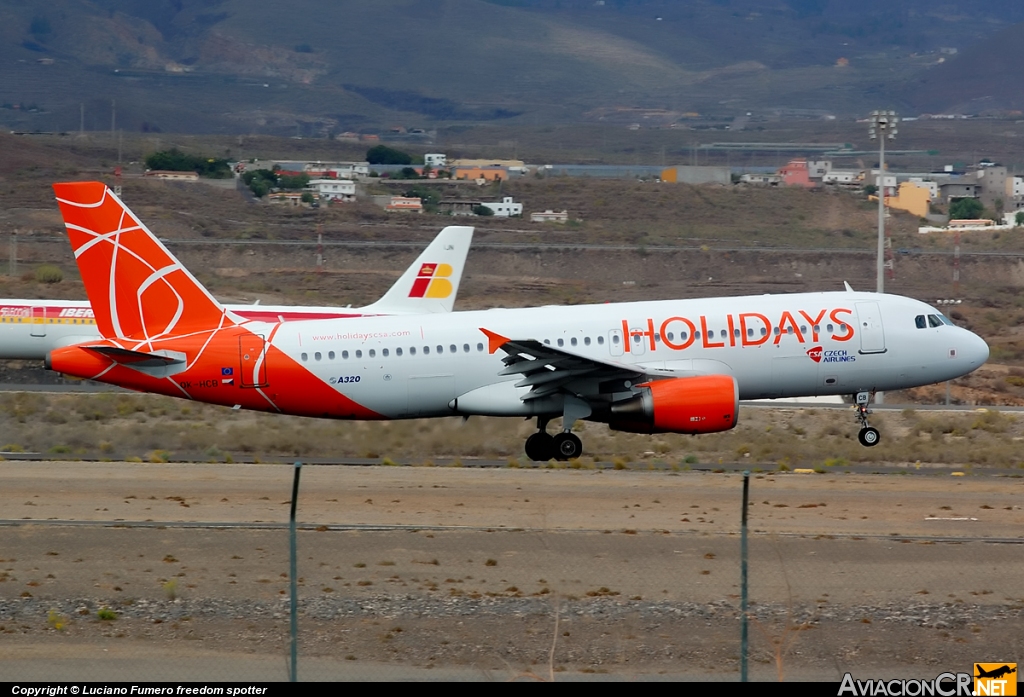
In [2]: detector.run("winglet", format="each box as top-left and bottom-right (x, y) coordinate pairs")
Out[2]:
(843, 281), (854, 292)
(480, 328), (510, 354)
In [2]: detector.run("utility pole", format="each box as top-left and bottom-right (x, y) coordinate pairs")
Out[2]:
(9, 230), (17, 277)
(868, 110), (899, 294)
(868, 111), (898, 406)
(315, 221), (323, 273)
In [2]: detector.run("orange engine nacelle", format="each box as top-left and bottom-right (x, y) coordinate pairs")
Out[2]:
(608, 374), (738, 434)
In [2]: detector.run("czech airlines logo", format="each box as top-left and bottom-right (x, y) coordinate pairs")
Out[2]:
(409, 263), (453, 299)
(807, 346), (823, 363)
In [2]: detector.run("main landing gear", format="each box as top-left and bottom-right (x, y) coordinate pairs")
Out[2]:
(524, 417), (583, 461)
(854, 391), (880, 447)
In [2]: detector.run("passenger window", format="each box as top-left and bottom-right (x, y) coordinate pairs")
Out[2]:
(410, 347), (416, 355)
(826, 323), (834, 332)
(450, 344), (456, 353)
(633, 334), (641, 343)
(396, 348), (403, 356)
(915, 315), (926, 329)
(840, 324), (850, 333)
(355, 350), (362, 359)
(667, 332), (675, 341)
(653, 334), (660, 342)
(463, 344), (470, 353)
(570, 337), (578, 346)
(342, 350), (349, 359)
(477, 343), (484, 352)
(557, 338), (564, 347)
(760, 328), (767, 336)
(544, 339), (550, 345)
(813, 324), (820, 333)
(369, 349), (376, 358)
(928, 315), (943, 328)
(799, 325), (807, 333)
(314, 352), (322, 361)
(383, 349), (389, 357)
(695, 331), (701, 339)
(423, 346), (430, 355)
(786, 326), (793, 335)
(584, 337), (591, 346)
(612, 335), (620, 344)
(301, 353), (308, 362)
(328, 351), (335, 360)
(436, 345), (443, 354)
(597, 336), (605, 345)
(746, 328), (753, 337)
(734, 329), (740, 338)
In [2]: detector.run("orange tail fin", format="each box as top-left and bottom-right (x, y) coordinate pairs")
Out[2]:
(52, 181), (234, 343)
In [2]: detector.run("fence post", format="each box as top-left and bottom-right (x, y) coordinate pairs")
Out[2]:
(289, 461), (303, 682)
(741, 470), (749, 682)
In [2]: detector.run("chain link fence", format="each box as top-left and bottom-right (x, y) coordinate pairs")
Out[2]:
(1, 465), (1020, 682)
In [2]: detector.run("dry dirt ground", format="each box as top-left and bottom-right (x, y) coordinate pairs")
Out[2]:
(0, 462), (1021, 681)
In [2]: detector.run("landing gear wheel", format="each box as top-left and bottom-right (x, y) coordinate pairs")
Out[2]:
(552, 432), (583, 461)
(858, 427), (880, 447)
(524, 432), (555, 461)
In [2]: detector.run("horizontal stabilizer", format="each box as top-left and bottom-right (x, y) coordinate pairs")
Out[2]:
(83, 345), (185, 368)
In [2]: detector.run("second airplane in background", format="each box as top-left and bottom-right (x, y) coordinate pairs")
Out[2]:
(0, 225), (473, 360)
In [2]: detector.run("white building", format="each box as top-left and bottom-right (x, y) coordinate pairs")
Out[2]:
(908, 177), (939, 199)
(309, 179), (356, 202)
(424, 153), (447, 168)
(480, 196), (523, 217)
(739, 173), (781, 186)
(1008, 176), (1024, 198)
(822, 170), (861, 185)
(530, 210), (569, 223)
(806, 160), (831, 179)
(316, 162), (369, 179)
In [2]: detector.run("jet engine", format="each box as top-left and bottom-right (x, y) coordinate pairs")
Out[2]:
(608, 374), (738, 434)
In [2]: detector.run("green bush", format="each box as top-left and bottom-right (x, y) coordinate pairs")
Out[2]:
(34, 265), (63, 284)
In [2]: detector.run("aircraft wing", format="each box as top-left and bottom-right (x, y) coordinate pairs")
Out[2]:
(482, 329), (647, 402)
(360, 226), (473, 315)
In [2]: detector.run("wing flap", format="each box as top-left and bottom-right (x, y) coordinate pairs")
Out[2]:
(480, 328), (646, 402)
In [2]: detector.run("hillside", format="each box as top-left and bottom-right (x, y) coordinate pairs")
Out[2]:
(2, 0), (1023, 135)
(898, 21), (1024, 114)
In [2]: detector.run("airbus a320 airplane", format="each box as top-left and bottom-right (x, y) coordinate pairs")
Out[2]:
(46, 182), (989, 461)
(0, 224), (473, 359)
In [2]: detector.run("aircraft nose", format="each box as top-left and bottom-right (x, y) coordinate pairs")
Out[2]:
(964, 330), (989, 367)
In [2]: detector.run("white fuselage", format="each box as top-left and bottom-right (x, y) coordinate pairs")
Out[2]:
(251, 291), (989, 419)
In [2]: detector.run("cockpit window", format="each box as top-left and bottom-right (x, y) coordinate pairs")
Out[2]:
(927, 314), (944, 328)
(915, 315), (926, 329)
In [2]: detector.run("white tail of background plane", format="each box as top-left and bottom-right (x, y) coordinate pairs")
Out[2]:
(362, 226), (473, 315)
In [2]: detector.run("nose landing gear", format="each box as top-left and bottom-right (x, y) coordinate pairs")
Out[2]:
(854, 391), (880, 447)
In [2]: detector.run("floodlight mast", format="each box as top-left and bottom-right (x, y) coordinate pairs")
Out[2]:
(868, 110), (898, 406)
(868, 110), (899, 294)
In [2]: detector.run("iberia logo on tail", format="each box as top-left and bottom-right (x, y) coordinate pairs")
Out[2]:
(409, 262), (453, 299)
